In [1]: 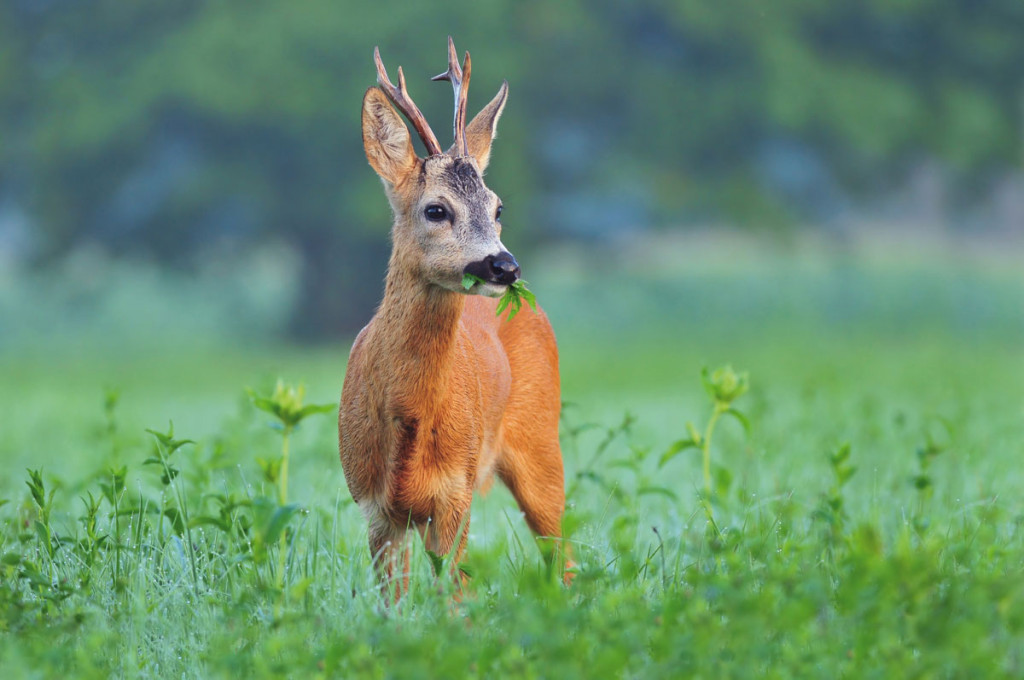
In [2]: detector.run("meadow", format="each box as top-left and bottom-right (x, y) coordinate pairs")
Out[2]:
(1, 237), (1022, 678)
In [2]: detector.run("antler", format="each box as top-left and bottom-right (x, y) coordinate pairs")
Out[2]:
(373, 46), (444, 157)
(431, 36), (472, 157)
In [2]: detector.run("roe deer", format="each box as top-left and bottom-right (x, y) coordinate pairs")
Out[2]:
(338, 38), (569, 598)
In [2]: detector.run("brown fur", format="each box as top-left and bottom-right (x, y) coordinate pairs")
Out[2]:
(339, 79), (567, 600)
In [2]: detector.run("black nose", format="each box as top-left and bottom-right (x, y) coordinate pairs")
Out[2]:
(489, 251), (520, 285)
(464, 252), (521, 286)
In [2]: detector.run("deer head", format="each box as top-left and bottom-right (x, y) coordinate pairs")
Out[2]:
(362, 38), (517, 298)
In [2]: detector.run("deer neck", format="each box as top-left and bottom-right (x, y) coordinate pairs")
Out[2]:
(375, 251), (465, 415)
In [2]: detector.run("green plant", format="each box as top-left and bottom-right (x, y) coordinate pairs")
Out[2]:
(144, 423), (200, 590)
(2, 298), (1023, 677)
(658, 365), (750, 523)
(98, 465), (126, 591)
(910, 419), (951, 535)
(812, 442), (857, 557)
(249, 380), (334, 595)
(24, 469), (57, 579)
(461, 273), (538, 321)
(566, 412), (635, 501)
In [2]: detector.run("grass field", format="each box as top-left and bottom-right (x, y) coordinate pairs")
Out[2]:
(1, 241), (1023, 677)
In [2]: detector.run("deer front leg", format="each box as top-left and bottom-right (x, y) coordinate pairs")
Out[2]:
(369, 522), (410, 603)
(422, 497), (472, 590)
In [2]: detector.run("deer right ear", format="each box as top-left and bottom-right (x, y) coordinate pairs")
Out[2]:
(464, 81), (508, 172)
(362, 87), (418, 185)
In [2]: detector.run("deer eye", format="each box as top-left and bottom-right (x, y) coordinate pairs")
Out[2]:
(495, 205), (503, 221)
(424, 204), (448, 222)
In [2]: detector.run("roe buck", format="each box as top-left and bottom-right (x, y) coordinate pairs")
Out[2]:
(338, 38), (569, 597)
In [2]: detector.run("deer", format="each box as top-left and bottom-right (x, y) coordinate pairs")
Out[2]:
(338, 38), (569, 599)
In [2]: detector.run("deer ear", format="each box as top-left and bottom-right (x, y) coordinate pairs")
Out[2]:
(464, 81), (508, 172)
(362, 87), (418, 184)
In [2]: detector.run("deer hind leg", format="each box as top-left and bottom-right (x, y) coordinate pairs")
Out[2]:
(497, 442), (575, 583)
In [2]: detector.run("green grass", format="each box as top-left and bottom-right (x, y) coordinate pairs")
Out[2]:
(1, 254), (1023, 678)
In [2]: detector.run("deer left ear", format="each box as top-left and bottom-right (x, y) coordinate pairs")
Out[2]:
(464, 81), (508, 172)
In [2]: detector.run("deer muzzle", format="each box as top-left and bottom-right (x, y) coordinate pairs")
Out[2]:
(464, 251), (520, 286)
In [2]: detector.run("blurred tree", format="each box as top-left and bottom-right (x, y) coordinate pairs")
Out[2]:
(1, 0), (1021, 336)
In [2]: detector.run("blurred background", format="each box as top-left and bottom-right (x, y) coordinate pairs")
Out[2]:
(0, 0), (1022, 470)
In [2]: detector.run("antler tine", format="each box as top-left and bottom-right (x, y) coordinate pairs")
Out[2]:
(373, 46), (443, 156)
(431, 35), (463, 83)
(431, 36), (472, 157)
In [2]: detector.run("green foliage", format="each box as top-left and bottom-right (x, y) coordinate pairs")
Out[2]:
(248, 379), (334, 598)
(5, 1), (1022, 335)
(2, 370), (1023, 676)
(462, 273), (539, 321)
(701, 365), (750, 412)
(1, 258), (1023, 675)
(659, 365), (750, 525)
(910, 419), (953, 535)
(812, 443), (858, 555)
(496, 281), (538, 321)
(249, 380), (335, 436)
